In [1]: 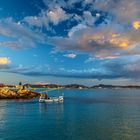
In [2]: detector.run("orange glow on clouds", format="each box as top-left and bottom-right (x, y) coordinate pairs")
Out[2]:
(109, 38), (131, 50)
(36, 82), (50, 85)
(0, 57), (10, 65)
(111, 34), (120, 38)
(133, 21), (140, 30)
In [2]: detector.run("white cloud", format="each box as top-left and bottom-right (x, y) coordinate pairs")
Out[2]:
(23, 5), (71, 29)
(85, 56), (119, 63)
(47, 6), (70, 25)
(64, 53), (76, 58)
(23, 16), (44, 27)
(83, 11), (95, 25)
(68, 24), (87, 37)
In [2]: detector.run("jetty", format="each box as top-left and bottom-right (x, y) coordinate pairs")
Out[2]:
(0, 84), (40, 99)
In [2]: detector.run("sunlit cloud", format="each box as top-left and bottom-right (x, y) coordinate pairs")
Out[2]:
(48, 23), (140, 59)
(47, 6), (70, 25)
(36, 82), (50, 85)
(0, 57), (10, 65)
(133, 21), (140, 30)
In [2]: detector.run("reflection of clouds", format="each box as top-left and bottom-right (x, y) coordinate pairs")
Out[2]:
(100, 105), (140, 140)
(111, 120), (135, 140)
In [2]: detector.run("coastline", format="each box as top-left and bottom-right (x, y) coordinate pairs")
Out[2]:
(0, 84), (140, 100)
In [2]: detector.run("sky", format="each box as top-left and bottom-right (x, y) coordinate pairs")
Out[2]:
(0, 0), (140, 86)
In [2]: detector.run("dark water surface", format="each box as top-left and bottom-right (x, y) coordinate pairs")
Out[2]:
(0, 89), (140, 140)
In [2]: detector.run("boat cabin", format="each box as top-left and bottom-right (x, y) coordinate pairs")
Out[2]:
(40, 93), (48, 99)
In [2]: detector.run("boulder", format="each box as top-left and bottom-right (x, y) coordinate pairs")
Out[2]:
(0, 89), (40, 99)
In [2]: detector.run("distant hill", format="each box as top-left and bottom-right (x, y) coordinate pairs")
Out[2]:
(1, 83), (140, 89)
(90, 84), (140, 89)
(24, 83), (88, 89)
(24, 84), (62, 88)
(0, 84), (15, 88)
(62, 84), (88, 89)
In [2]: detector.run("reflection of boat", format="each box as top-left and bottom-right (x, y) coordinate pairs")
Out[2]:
(39, 94), (64, 103)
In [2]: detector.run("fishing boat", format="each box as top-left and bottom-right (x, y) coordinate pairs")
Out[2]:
(36, 86), (64, 103)
(39, 94), (64, 103)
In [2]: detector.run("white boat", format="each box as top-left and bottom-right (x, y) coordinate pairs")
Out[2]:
(39, 95), (64, 103)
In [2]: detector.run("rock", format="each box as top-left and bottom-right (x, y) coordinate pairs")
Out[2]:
(0, 89), (40, 99)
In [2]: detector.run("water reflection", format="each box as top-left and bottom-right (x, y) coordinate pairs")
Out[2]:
(39, 103), (48, 114)
(1, 89), (140, 140)
(0, 101), (6, 128)
(39, 102), (64, 116)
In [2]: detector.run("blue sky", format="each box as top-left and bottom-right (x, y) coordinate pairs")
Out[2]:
(0, 0), (140, 85)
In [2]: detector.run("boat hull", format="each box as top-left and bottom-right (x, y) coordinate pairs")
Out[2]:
(39, 96), (64, 103)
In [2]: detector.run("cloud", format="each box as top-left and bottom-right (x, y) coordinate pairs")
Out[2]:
(23, 5), (71, 29)
(64, 53), (76, 59)
(43, 0), (82, 9)
(0, 0), (139, 62)
(47, 6), (70, 25)
(0, 18), (46, 49)
(68, 24), (87, 37)
(103, 57), (140, 80)
(1, 64), (109, 79)
(83, 11), (95, 25)
(94, 0), (140, 24)
(0, 57), (10, 65)
(85, 56), (118, 63)
(36, 82), (50, 85)
(23, 16), (45, 28)
(84, 0), (93, 4)
(0, 42), (19, 49)
(48, 23), (140, 59)
(0, 55), (140, 81)
(15, 0), (140, 60)
(133, 21), (140, 30)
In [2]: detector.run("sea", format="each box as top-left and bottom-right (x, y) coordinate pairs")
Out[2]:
(0, 89), (140, 140)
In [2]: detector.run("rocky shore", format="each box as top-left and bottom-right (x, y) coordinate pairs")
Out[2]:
(0, 88), (40, 99)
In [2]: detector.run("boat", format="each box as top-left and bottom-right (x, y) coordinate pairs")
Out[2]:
(39, 94), (64, 103)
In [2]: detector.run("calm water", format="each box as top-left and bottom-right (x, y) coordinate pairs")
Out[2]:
(1, 89), (140, 140)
